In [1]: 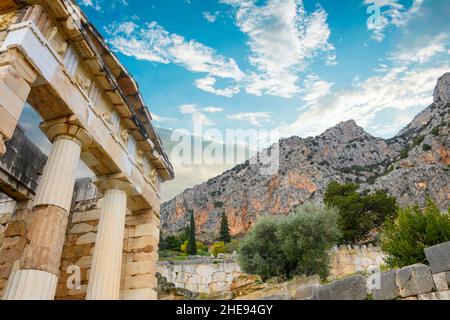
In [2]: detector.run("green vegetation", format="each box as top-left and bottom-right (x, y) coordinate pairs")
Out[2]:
(219, 212), (231, 243)
(187, 211), (197, 255)
(381, 200), (450, 268)
(422, 144), (432, 152)
(412, 135), (425, 148)
(210, 241), (226, 257)
(431, 126), (440, 136)
(237, 203), (341, 280)
(400, 147), (409, 159)
(324, 182), (398, 243)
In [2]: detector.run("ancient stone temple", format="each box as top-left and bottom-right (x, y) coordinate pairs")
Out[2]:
(0, 0), (174, 300)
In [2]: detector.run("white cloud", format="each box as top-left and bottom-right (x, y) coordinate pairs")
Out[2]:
(203, 11), (220, 23)
(195, 76), (240, 97)
(79, 0), (128, 11)
(203, 107), (224, 113)
(283, 65), (450, 138)
(152, 113), (178, 125)
(179, 104), (198, 114)
(106, 21), (245, 95)
(227, 112), (271, 126)
(364, 0), (424, 42)
(301, 75), (334, 107)
(179, 104), (215, 126)
(222, 0), (335, 98)
(389, 33), (448, 65)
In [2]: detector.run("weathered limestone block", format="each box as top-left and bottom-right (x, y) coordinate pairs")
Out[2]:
(432, 272), (449, 292)
(75, 232), (97, 245)
(4, 220), (26, 237)
(125, 261), (155, 276)
(130, 274), (157, 290)
(313, 275), (367, 300)
(396, 264), (436, 298)
(424, 241), (450, 274)
(372, 270), (399, 300)
(122, 288), (157, 300)
(295, 284), (321, 300)
(69, 223), (94, 234)
(418, 290), (450, 300)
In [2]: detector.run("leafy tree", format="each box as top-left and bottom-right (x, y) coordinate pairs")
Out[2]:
(219, 212), (231, 243)
(187, 211), (197, 255)
(210, 242), (226, 257)
(237, 203), (341, 280)
(324, 181), (397, 243)
(422, 144), (432, 152)
(382, 200), (450, 268)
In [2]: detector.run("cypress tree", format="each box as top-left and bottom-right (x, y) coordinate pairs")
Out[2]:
(187, 211), (197, 255)
(219, 212), (231, 243)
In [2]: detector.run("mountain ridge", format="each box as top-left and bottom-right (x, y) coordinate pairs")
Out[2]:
(161, 73), (450, 242)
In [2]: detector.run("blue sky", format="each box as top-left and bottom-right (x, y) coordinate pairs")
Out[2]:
(75, 0), (450, 141)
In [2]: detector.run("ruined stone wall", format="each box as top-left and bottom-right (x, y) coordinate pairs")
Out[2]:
(329, 245), (386, 280)
(55, 179), (160, 300)
(157, 258), (243, 294)
(0, 202), (32, 296)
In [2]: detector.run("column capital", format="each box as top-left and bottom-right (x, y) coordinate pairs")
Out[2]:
(40, 115), (92, 149)
(94, 174), (133, 194)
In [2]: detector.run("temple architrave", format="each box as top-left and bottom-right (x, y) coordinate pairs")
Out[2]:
(0, 0), (174, 300)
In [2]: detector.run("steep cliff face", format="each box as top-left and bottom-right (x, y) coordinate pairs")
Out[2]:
(161, 74), (450, 242)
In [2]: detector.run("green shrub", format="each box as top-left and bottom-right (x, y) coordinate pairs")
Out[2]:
(381, 200), (450, 268)
(224, 239), (240, 253)
(400, 147), (409, 159)
(422, 144), (432, 152)
(181, 240), (207, 254)
(324, 182), (397, 243)
(210, 242), (226, 257)
(412, 135), (425, 148)
(237, 203), (341, 280)
(431, 127), (440, 136)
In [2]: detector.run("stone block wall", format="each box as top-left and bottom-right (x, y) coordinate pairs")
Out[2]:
(55, 179), (160, 300)
(329, 244), (386, 280)
(157, 258), (243, 294)
(313, 241), (450, 300)
(0, 203), (32, 296)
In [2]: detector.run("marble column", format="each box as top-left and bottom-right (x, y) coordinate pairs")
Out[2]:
(3, 118), (91, 300)
(86, 177), (131, 300)
(0, 49), (38, 156)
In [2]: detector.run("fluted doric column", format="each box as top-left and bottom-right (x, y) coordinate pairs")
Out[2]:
(3, 117), (91, 300)
(86, 177), (131, 300)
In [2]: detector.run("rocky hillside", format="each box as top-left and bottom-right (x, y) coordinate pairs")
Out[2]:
(161, 74), (450, 242)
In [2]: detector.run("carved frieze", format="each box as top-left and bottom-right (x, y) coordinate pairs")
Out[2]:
(0, 11), (18, 31)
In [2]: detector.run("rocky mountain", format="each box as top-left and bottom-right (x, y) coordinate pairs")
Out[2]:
(161, 74), (450, 242)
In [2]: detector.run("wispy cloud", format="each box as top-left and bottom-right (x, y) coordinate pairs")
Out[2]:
(364, 0), (424, 42)
(202, 11), (220, 23)
(222, 0), (335, 98)
(105, 20), (245, 94)
(284, 65), (450, 139)
(227, 112), (271, 126)
(203, 107), (224, 113)
(78, 0), (128, 11)
(179, 104), (216, 126)
(389, 33), (448, 65)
